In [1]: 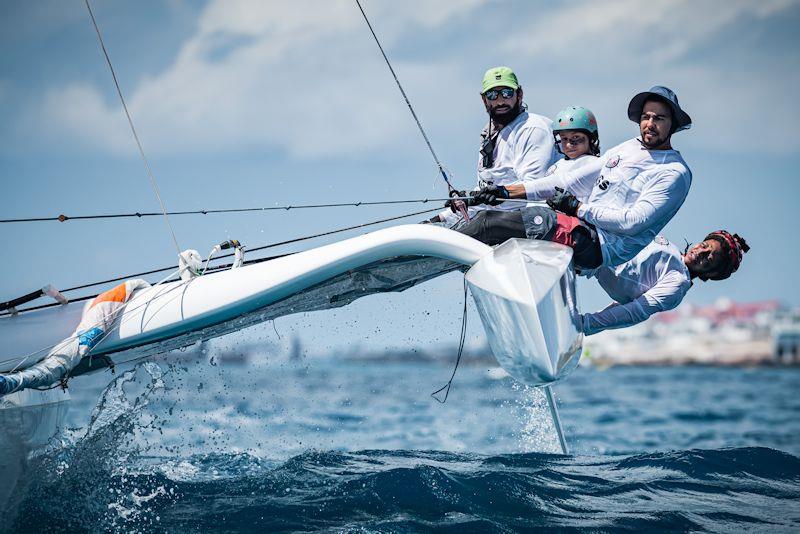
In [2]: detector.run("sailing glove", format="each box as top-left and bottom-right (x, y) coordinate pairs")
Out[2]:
(547, 187), (581, 216)
(471, 185), (509, 206)
(444, 190), (467, 213)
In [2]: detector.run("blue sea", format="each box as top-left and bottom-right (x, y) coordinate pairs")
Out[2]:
(6, 353), (800, 533)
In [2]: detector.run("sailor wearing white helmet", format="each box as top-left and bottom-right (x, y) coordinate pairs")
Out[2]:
(434, 66), (559, 225)
(467, 86), (693, 272)
(582, 231), (749, 335)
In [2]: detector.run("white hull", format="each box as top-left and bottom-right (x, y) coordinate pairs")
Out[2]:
(1, 225), (490, 374)
(0, 226), (583, 500)
(2, 225), (582, 387)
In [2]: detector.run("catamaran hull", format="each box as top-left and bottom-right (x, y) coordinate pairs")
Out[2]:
(1, 225), (490, 375)
(466, 239), (583, 385)
(0, 226), (583, 504)
(1, 225), (582, 387)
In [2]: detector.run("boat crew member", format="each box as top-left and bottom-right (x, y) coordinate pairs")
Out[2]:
(433, 66), (559, 225)
(550, 105), (601, 172)
(581, 231), (749, 335)
(466, 85), (693, 272)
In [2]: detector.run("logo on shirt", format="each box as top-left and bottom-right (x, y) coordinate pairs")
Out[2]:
(596, 175), (610, 190)
(545, 164), (556, 176)
(605, 155), (620, 168)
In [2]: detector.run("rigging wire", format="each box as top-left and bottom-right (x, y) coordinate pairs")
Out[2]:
(0, 196), (526, 224)
(84, 0), (181, 256)
(354, 0), (470, 220)
(0, 206), (441, 316)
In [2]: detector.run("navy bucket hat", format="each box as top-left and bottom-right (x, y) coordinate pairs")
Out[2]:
(627, 85), (692, 133)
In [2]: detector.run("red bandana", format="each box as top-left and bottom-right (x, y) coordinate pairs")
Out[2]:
(709, 230), (743, 272)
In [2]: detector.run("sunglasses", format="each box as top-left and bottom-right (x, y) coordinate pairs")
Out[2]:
(484, 88), (516, 101)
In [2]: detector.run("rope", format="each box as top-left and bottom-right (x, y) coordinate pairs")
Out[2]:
(0, 207), (440, 316)
(84, 0), (181, 256)
(431, 276), (469, 403)
(0, 197), (479, 224)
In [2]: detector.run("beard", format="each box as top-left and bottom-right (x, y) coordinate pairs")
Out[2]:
(489, 100), (522, 125)
(640, 128), (670, 149)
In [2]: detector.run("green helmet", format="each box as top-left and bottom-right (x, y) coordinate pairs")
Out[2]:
(553, 106), (598, 134)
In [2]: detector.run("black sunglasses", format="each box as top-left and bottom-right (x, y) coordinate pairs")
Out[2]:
(484, 88), (516, 101)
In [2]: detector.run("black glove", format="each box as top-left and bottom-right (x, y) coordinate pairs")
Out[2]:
(547, 187), (581, 216)
(471, 185), (509, 206)
(444, 190), (467, 213)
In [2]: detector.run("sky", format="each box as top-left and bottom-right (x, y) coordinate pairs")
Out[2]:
(1, 0), (799, 354)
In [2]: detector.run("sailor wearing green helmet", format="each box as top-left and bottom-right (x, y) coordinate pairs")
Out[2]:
(553, 106), (600, 159)
(434, 66), (558, 225)
(548, 106), (601, 177)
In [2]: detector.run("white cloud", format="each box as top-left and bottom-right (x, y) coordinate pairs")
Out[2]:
(38, 84), (131, 152)
(15, 0), (800, 159)
(25, 0), (486, 159)
(502, 0), (795, 66)
(499, 0), (800, 153)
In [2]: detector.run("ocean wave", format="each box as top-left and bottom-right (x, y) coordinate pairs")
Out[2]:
(6, 364), (800, 532)
(9, 446), (799, 533)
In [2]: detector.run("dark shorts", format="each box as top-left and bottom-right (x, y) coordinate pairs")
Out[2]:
(453, 207), (603, 270)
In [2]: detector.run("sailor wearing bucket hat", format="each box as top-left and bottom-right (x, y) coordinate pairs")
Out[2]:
(467, 85), (693, 271)
(434, 66), (559, 226)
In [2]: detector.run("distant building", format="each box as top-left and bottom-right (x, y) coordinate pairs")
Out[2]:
(772, 308), (800, 364)
(584, 299), (797, 366)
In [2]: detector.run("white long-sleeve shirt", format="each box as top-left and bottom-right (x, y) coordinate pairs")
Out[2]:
(544, 154), (599, 179)
(581, 236), (692, 336)
(439, 111), (559, 225)
(520, 138), (692, 267)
